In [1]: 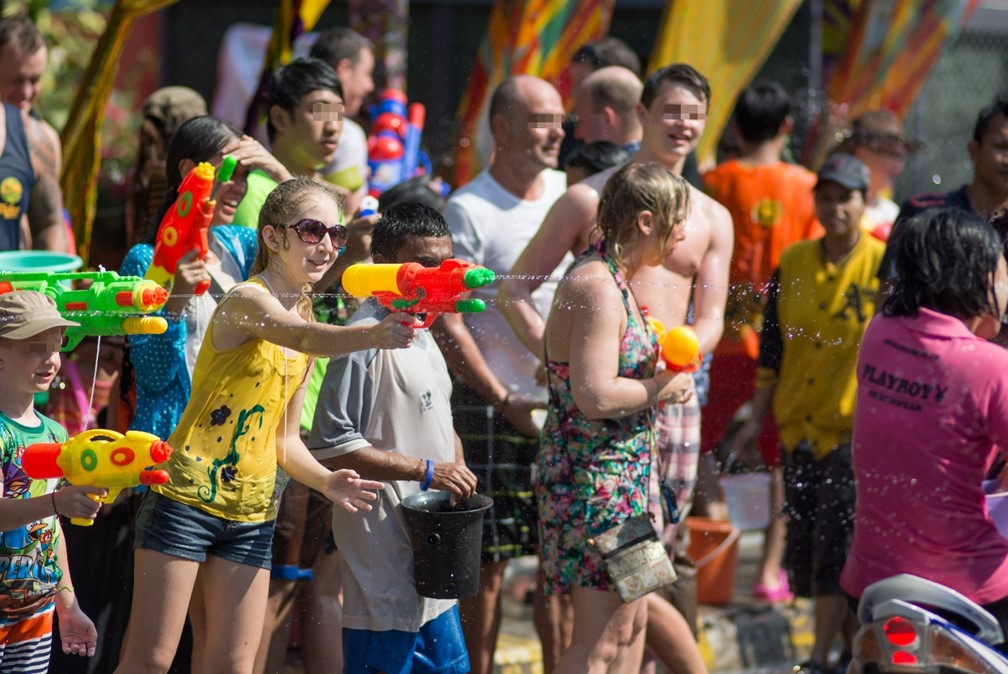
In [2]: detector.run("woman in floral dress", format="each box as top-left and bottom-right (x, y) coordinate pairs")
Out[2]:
(536, 162), (695, 673)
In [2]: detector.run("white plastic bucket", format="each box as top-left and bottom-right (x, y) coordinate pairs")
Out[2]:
(719, 472), (772, 531)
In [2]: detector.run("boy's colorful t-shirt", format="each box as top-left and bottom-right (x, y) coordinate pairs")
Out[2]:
(0, 411), (65, 621)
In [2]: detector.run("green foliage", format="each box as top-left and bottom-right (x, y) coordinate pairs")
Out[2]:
(1, 1), (142, 167)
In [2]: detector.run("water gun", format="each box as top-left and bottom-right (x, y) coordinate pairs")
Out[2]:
(645, 312), (702, 373)
(367, 89), (428, 197)
(145, 157), (237, 295)
(21, 429), (173, 526)
(0, 269), (169, 350)
(342, 259), (495, 328)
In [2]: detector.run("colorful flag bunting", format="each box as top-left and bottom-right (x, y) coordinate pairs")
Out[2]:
(454, 0), (614, 185)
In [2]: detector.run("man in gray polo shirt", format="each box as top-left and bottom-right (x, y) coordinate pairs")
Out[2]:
(309, 201), (478, 673)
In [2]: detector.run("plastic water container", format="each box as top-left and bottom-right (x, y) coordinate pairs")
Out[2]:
(401, 491), (493, 599)
(719, 472), (772, 532)
(686, 517), (740, 605)
(0, 250), (82, 273)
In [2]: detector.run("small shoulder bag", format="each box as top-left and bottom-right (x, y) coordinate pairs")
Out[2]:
(588, 510), (677, 603)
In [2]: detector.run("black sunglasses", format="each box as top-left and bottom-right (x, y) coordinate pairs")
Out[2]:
(277, 218), (348, 250)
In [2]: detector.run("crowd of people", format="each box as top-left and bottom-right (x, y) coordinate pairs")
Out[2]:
(2, 10), (1008, 674)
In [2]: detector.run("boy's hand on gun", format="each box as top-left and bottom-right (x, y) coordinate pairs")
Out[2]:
(56, 599), (97, 656)
(373, 312), (417, 349)
(324, 469), (385, 513)
(53, 485), (107, 521)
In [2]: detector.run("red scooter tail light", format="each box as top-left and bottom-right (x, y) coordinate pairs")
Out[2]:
(885, 617), (919, 647)
(891, 650), (918, 665)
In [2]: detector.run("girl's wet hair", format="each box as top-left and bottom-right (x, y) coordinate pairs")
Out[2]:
(885, 207), (1005, 320)
(251, 176), (345, 321)
(595, 162), (690, 267)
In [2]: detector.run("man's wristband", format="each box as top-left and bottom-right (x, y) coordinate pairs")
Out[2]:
(420, 459), (434, 491)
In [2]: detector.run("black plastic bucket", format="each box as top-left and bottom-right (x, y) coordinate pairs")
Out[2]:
(401, 491), (493, 599)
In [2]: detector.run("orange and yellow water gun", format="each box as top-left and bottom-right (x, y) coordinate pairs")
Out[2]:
(645, 311), (702, 373)
(22, 429), (173, 526)
(342, 259), (495, 328)
(145, 157), (237, 295)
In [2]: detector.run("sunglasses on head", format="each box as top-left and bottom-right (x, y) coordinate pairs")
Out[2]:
(277, 218), (348, 250)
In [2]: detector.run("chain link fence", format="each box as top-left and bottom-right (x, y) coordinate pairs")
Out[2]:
(897, 25), (1008, 202)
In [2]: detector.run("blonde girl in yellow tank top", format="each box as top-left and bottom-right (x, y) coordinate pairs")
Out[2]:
(116, 177), (417, 674)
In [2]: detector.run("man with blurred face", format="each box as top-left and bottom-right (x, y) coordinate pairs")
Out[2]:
(311, 27), (376, 215)
(432, 74), (569, 674)
(232, 57), (342, 237)
(0, 15), (67, 253)
(571, 66), (643, 154)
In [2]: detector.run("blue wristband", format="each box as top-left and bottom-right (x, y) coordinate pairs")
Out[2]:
(420, 459), (434, 491)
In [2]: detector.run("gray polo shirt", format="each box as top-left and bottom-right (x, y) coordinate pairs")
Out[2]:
(308, 299), (457, 632)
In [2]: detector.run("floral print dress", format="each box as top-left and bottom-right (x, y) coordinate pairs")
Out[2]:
(536, 241), (659, 595)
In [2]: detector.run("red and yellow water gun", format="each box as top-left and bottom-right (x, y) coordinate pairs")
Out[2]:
(342, 259), (495, 328)
(145, 157), (237, 295)
(22, 429), (173, 526)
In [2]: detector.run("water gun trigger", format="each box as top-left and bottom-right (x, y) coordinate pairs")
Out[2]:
(72, 488), (115, 527)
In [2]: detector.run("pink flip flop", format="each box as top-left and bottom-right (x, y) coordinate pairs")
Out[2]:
(753, 569), (793, 602)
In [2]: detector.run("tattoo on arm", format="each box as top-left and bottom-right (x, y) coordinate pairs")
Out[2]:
(25, 117), (67, 251)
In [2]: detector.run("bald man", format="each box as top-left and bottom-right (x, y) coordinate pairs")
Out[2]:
(432, 74), (570, 674)
(570, 66), (643, 154)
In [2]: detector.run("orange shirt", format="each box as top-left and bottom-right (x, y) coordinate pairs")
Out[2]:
(703, 160), (822, 356)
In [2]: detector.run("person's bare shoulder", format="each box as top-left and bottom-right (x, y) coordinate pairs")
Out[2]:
(24, 114), (61, 176)
(538, 180), (603, 255)
(687, 183), (732, 239)
(580, 165), (618, 193)
(556, 257), (622, 312)
(558, 181), (603, 224)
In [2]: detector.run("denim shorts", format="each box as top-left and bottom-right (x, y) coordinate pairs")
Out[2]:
(133, 490), (275, 569)
(342, 606), (469, 674)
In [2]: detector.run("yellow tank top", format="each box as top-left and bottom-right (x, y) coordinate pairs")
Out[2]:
(154, 278), (309, 522)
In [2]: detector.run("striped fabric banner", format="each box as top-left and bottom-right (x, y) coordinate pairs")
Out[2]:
(60, 0), (179, 262)
(647, 0), (803, 167)
(827, 0), (979, 117)
(800, 0), (979, 165)
(822, 0), (862, 83)
(454, 0), (614, 186)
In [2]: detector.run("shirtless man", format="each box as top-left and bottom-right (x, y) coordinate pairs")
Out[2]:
(498, 63), (732, 673)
